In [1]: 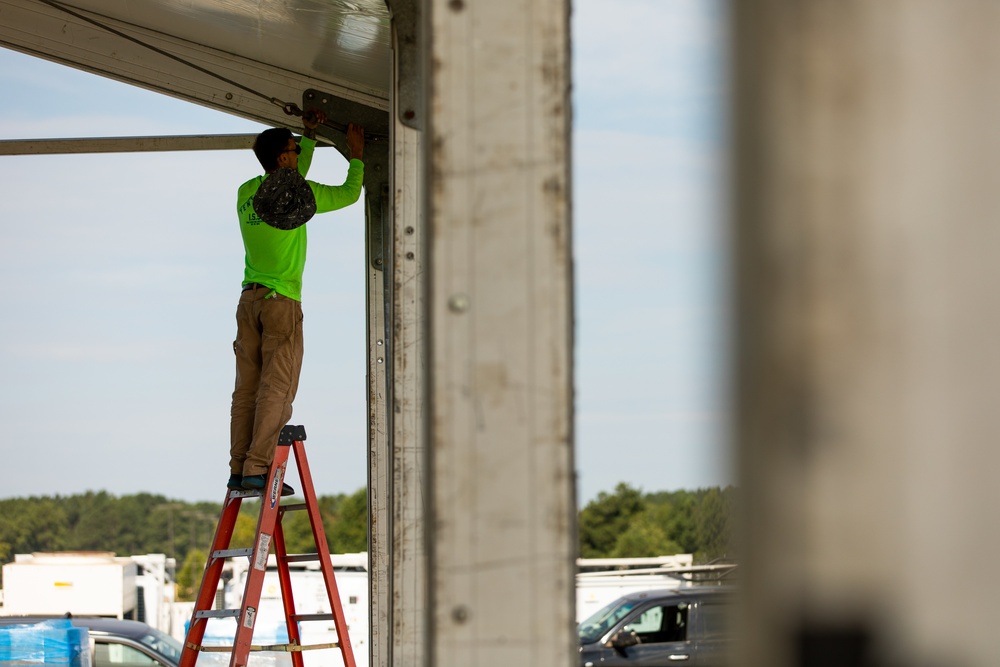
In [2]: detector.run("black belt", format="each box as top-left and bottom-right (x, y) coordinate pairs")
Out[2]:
(242, 282), (270, 292)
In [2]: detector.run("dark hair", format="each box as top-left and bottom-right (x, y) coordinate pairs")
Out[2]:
(253, 127), (294, 172)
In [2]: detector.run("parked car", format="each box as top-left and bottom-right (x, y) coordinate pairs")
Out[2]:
(578, 587), (733, 666)
(0, 615), (182, 667)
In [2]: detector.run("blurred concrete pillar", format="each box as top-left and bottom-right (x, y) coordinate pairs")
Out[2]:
(734, 2), (1000, 665)
(423, 0), (576, 664)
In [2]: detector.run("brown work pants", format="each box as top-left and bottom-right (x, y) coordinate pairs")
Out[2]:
(230, 286), (304, 477)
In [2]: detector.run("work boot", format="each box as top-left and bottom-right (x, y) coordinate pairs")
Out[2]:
(242, 473), (294, 497)
(227, 474), (243, 490)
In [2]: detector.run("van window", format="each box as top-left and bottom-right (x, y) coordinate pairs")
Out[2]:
(93, 641), (163, 667)
(627, 606), (663, 634)
(137, 629), (182, 663)
(624, 603), (688, 644)
(698, 601), (730, 640)
(578, 598), (645, 644)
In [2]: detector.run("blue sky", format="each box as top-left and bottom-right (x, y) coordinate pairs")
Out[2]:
(0, 0), (729, 504)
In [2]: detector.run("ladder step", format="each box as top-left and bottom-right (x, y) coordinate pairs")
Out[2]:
(278, 424), (307, 444)
(213, 548), (253, 559)
(290, 613), (336, 622)
(279, 502), (308, 512)
(194, 609), (241, 619)
(194, 640), (338, 653)
(282, 553), (321, 563)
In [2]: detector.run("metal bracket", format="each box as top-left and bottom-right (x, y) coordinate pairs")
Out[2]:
(368, 191), (384, 272)
(384, 0), (423, 130)
(301, 89), (390, 152)
(299, 89), (390, 271)
(365, 143), (390, 272)
(366, 183), (392, 272)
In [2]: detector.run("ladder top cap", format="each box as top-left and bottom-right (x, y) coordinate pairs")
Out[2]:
(278, 424), (307, 444)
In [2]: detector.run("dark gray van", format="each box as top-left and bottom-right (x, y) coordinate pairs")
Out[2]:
(0, 616), (181, 667)
(578, 587), (733, 666)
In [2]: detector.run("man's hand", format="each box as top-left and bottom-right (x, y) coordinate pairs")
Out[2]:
(303, 109), (326, 139)
(347, 123), (365, 162)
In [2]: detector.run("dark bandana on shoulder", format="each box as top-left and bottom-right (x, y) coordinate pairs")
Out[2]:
(252, 168), (317, 230)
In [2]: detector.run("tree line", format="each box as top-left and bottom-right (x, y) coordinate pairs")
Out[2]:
(578, 483), (735, 561)
(0, 484), (735, 597)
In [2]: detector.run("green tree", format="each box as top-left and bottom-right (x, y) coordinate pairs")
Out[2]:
(0, 497), (69, 555)
(643, 490), (701, 554)
(578, 483), (645, 558)
(176, 548), (208, 601)
(327, 488), (368, 553)
(610, 503), (684, 557)
(665, 493), (699, 554)
(230, 509), (261, 550)
(282, 505), (321, 554)
(64, 491), (112, 550)
(695, 486), (735, 561)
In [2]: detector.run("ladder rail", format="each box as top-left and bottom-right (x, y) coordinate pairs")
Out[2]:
(179, 492), (243, 667)
(291, 439), (359, 667)
(274, 512), (306, 667)
(231, 449), (292, 666)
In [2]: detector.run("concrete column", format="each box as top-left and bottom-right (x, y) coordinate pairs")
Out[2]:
(734, 2), (1000, 665)
(423, 0), (576, 664)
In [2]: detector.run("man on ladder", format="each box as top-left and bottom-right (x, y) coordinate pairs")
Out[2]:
(177, 113), (366, 667)
(227, 111), (365, 493)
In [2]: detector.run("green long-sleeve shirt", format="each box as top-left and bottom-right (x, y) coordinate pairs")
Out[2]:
(236, 136), (364, 301)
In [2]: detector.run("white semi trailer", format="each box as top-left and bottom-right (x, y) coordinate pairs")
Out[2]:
(2, 552), (138, 619)
(1, 552), (176, 634)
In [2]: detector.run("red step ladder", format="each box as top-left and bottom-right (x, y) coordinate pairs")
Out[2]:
(179, 425), (357, 667)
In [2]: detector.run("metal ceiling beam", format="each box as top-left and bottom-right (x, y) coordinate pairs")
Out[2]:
(0, 0), (388, 133)
(0, 134), (260, 155)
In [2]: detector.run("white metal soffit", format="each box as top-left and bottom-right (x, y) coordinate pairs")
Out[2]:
(0, 0), (392, 131)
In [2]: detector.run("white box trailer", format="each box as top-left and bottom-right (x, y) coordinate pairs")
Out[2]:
(1, 552), (138, 619)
